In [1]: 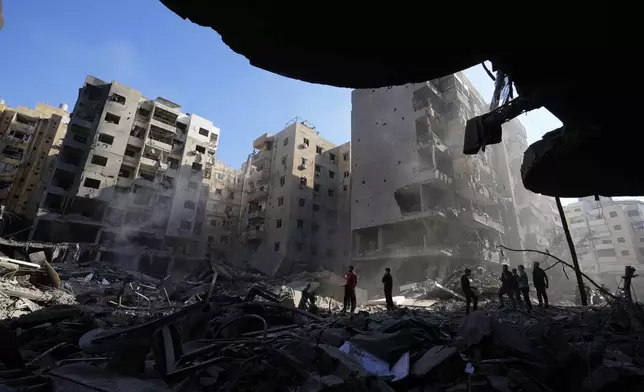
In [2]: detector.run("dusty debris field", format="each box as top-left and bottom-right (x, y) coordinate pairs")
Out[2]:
(0, 261), (643, 392)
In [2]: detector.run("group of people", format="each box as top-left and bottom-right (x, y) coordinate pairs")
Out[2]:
(461, 262), (550, 314)
(341, 266), (395, 313)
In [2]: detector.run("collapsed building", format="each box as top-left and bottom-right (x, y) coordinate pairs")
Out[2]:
(28, 75), (225, 277)
(350, 73), (562, 288)
(237, 119), (352, 277)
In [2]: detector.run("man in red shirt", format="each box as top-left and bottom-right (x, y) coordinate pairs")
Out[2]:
(342, 265), (358, 313)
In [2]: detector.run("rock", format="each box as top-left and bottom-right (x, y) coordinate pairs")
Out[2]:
(320, 328), (351, 347)
(28, 251), (47, 265)
(459, 312), (492, 346)
(411, 345), (463, 380)
(317, 344), (365, 380)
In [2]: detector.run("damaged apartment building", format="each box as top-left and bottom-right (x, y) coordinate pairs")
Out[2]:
(0, 101), (69, 228)
(350, 73), (560, 287)
(239, 118), (351, 277)
(29, 75), (224, 277)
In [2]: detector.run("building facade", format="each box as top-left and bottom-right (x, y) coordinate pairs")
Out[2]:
(0, 102), (69, 220)
(239, 118), (351, 276)
(564, 197), (644, 286)
(29, 75), (221, 277)
(350, 73), (553, 287)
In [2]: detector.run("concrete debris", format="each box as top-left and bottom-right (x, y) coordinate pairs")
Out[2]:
(0, 259), (643, 391)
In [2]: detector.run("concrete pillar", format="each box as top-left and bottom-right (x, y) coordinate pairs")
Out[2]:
(419, 184), (425, 212)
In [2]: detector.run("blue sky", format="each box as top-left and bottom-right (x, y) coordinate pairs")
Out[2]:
(2, 0), (631, 205)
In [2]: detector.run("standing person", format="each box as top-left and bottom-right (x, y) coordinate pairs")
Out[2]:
(461, 268), (478, 315)
(382, 268), (394, 310)
(342, 265), (358, 313)
(517, 265), (532, 310)
(498, 265), (517, 309)
(511, 268), (521, 303)
(532, 262), (549, 308)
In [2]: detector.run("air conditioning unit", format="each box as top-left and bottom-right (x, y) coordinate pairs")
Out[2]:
(194, 153), (202, 163)
(299, 163), (308, 170)
(298, 143), (308, 149)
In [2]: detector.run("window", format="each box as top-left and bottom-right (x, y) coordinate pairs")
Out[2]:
(299, 198), (306, 207)
(628, 210), (640, 217)
(343, 152), (349, 161)
(300, 177), (307, 187)
(98, 133), (114, 145)
(283, 137), (289, 146)
(274, 242), (280, 251)
(276, 219), (282, 228)
(614, 225), (622, 230)
(297, 219), (304, 229)
(184, 201), (196, 210)
(313, 204), (320, 212)
(574, 208), (582, 212)
(220, 236), (230, 245)
(196, 145), (206, 154)
(278, 196), (284, 206)
(105, 113), (120, 124)
(597, 249), (616, 257)
(329, 153), (336, 162)
(344, 171), (350, 178)
(110, 93), (126, 104)
(301, 157), (307, 166)
(83, 177), (100, 189)
(180, 220), (191, 230)
(329, 170), (335, 179)
(609, 211), (618, 218)
(617, 237), (626, 243)
(314, 184), (321, 192)
(621, 250), (630, 256)
(281, 156), (287, 166)
(188, 182), (198, 190)
(225, 206), (233, 214)
(602, 239), (612, 244)
(328, 189), (335, 197)
(296, 242), (304, 252)
(210, 219), (217, 227)
(228, 192), (235, 200)
(280, 176), (285, 187)
(316, 146), (323, 154)
(215, 188), (222, 195)
(303, 138), (310, 147)
(192, 162), (203, 171)
(343, 185), (348, 191)
(315, 165), (322, 176)
(91, 155), (108, 166)
(199, 128), (209, 137)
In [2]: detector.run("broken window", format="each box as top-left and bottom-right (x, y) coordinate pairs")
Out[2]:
(316, 146), (323, 154)
(343, 152), (349, 161)
(195, 145), (206, 154)
(282, 156), (287, 166)
(313, 204), (320, 212)
(215, 188), (222, 195)
(314, 184), (321, 193)
(228, 192), (235, 200)
(52, 169), (75, 190)
(83, 177), (100, 189)
(278, 196), (284, 206)
(300, 177), (308, 188)
(329, 153), (336, 162)
(139, 172), (154, 182)
(43, 193), (65, 211)
(344, 171), (350, 178)
(210, 219), (218, 227)
(1, 145), (25, 161)
(276, 219), (282, 228)
(220, 236), (230, 245)
(192, 162), (203, 172)
(105, 113), (120, 124)
(614, 225), (622, 230)
(303, 138), (310, 147)
(199, 128), (209, 137)
(125, 146), (140, 158)
(283, 137), (289, 146)
(118, 166), (132, 178)
(329, 170), (335, 179)
(91, 155), (108, 166)
(299, 198), (305, 207)
(597, 249), (616, 257)
(328, 189), (334, 197)
(280, 176), (285, 187)
(110, 93), (126, 104)
(274, 242), (280, 251)
(176, 122), (187, 132)
(343, 185), (348, 191)
(394, 185), (422, 213)
(98, 133), (115, 145)
(184, 200), (196, 210)
(297, 219), (304, 229)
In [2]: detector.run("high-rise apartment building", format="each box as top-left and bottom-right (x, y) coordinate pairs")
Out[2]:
(0, 102), (69, 220)
(29, 75), (221, 277)
(350, 73), (555, 287)
(239, 118), (351, 276)
(564, 197), (644, 286)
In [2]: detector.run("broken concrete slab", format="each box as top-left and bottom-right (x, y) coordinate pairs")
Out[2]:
(411, 345), (463, 380)
(320, 328), (351, 347)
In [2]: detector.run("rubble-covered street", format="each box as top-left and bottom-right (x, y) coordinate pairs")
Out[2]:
(0, 251), (643, 392)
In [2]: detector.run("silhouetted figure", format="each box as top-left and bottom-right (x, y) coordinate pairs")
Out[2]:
(382, 268), (394, 310)
(342, 265), (358, 313)
(512, 268), (521, 302)
(518, 265), (532, 310)
(461, 268), (478, 315)
(498, 264), (517, 308)
(532, 261), (549, 308)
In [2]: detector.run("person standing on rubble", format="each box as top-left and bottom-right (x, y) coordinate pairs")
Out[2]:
(498, 264), (517, 309)
(532, 262), (549, 308)
(382, 268), (394, 310)
(517, 265), (532, 310)
(342, 265), (358, 313)
(512, 268), (521, 302)
(461, 268), (478, 315)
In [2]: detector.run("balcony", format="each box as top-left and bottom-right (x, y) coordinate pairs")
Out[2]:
(248, 210), (266, 220)
(353, 245), (455, 261)
(127, 135), (144, 148)
(455, 176), (496, 206)
(135, 177), (159, 189)
(460, 210), (504, 234)
(247, 229), (265, 240)
(146, 138), (172, 152)
(10, 121), (37, 134)
(150, 118), (177, 134)
(411, 168), (453, 190)
(248, 188), (268, 201)
(140, 156), (158, 169)
(123, 154), (138, 166)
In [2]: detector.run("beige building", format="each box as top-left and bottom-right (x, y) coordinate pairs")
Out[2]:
(29, 75), (222, 277)
(564, 197), (644, 286)
(0, 102), (69, 220)
(240, 118), (351, 276)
